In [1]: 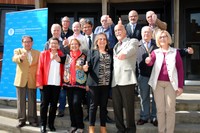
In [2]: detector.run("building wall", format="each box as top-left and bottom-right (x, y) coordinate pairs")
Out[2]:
(0, 0), (34, 4)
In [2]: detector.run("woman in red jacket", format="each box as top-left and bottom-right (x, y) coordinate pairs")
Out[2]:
(36, 37), (64, 133)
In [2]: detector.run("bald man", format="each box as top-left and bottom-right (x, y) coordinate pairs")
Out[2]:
(125, 10), (142, 40)
(112, 22), (139, 133)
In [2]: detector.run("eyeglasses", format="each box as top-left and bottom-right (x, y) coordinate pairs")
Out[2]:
(23, 41), (32, 44)
(159, 36), (167, 39)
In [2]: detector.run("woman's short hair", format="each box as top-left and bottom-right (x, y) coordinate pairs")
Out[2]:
(155, 30), (172, 47)
(69, 38), (81, 47)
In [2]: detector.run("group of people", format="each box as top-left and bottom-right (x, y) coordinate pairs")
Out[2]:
(12, 9), (194, 133)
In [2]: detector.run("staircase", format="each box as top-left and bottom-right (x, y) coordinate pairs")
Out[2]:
(0, 86), (200, 133)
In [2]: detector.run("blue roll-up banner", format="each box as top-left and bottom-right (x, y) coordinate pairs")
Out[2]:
(0, 8), (48, 99)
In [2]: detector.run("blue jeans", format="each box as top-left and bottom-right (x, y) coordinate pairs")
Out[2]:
(138, 75), (156, 121)
(58, 87), (67, 112)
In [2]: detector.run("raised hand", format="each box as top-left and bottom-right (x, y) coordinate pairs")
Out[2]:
(118, 17), (123, 25)
(63, 37), (69, 47)
(187, 47), (194, 54)
(83, 61), (89, 72)
(20, 52), (27, 61)
(117, 53), (126, 60)
(152, 13), (157, 24)
(51, 53), (58, 60)
(145, 54), (152, 64)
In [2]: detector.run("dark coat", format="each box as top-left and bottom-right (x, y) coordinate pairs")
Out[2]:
(136, 39), (158, 77)
(86, 49), (113, 86)
(125, 23), (142, 41)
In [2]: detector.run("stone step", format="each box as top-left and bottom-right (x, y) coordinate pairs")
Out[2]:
(1, 93), (200, 111)
(183, 85), (200, 93)
(0, 104), (200, 125)
(0, 115), (200, 133)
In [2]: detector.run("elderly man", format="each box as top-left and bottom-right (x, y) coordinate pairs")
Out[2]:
(146, 10), (167, 39)
(125, 10), (142, 40)
(61, 16), (73, 39)
(13, 35), (40, 128)
(94, 15), (117, 49)
(57, 16), (73, 117)
(112, 20), (139, 133)
(44, 23), (69, 55)
(136, 26), (158, 126)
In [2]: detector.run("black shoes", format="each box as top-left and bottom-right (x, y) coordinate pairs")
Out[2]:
(137, 118), (158, 127)
(57, 111), (64, 117)
(137, 119), (148, 125)
(106, 115), (115, 123)
(69, 127), (77, 133)
(83, 115), (89, 121)
(40, 126), (46, 133)
(16, 122), (26, 128)
(49, 124), (56, 131)
(29, 122), (38, 127)
(151, 118), (158, 127)
(41, 125), (56, 132)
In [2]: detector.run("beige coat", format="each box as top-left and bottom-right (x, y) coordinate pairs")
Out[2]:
(12, 48), (40, 88)
(112, 37), (139, 87)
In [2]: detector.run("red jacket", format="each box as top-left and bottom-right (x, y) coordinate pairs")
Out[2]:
(36, 49), (64, 87)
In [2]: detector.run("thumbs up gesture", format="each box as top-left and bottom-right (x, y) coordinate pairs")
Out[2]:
(20, 52), (27, 61)
(145, 54), (152, 64)
(83, 61), (89, 72)
(63, 37), (69, 47)
(118, 17), (123, 25)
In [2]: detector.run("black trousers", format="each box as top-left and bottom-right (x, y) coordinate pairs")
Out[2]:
(89, 86), (109, 126)
(66, 86), (85, 129)
(40, 85), (61, 126)
(112, 85), (136, 133)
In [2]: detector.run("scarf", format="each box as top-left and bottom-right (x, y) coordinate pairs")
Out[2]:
(70, 50), (81, 85)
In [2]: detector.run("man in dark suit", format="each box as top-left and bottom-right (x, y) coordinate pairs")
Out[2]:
(125, 10), (142, 96)
(82, 19), (95, 121)
(125, 10), (142, 41)
(83, 19), (95, 50)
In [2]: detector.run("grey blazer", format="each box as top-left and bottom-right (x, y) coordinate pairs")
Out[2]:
(112, 37), (139, 87)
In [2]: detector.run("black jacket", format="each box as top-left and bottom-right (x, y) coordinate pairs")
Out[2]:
(136, 39), (158, 77)
(125, 23), (142, 41)
(86, 49), (113, 86)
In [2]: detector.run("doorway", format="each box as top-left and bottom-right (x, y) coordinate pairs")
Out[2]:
(184, 8), (200, 84)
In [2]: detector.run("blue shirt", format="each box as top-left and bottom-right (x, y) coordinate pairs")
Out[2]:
(94, 24), (117, 48)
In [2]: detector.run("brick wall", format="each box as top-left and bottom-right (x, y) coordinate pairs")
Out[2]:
(0, 0), (34, 4)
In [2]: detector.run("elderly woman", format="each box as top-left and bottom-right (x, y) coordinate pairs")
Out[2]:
(145, 30), (184, 133)
(86, 33), (112, 133)
(60, 38), (88, 133)
(36, 37), (64, 133)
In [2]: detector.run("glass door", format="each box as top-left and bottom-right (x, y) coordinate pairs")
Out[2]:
(185, 8), (200, 85)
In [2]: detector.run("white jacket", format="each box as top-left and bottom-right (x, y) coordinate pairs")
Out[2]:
(148, 47), (179, 91)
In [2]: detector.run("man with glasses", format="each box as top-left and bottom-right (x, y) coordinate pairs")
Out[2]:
(57, 16), (73, 117)
(12, 35), (40, 128)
